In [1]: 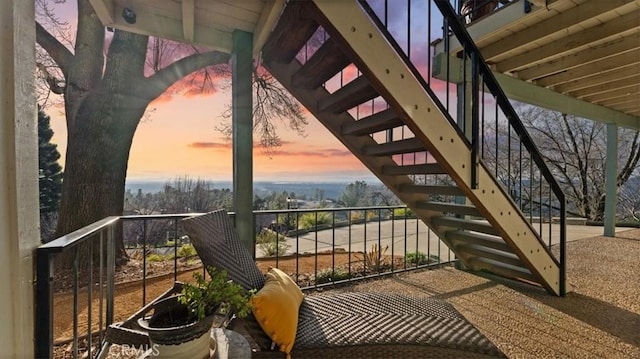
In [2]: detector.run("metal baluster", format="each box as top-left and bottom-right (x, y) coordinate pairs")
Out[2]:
(87, 240), (93, 357)
(73, 246), (79, 359)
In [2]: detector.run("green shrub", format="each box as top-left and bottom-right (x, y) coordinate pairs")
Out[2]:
(315, 268), (351, 284)
(146, 253), (164, 262)
(298, 212), (333, 230)
(406, 252), (439, 266)
(256, 229), (291, 257)
(177, 243), (197, 258)
(256, 229), (284, 244)
(357, 244), (389, 272)
(393, 207), (413, 218)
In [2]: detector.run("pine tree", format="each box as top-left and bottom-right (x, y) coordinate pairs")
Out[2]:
(38, 107), (63, 215)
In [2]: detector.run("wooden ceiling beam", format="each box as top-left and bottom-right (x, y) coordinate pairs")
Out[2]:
(554, 65), (640, 93)
(569, 75), (640, 99)
(614, 101), (640, 112)
(108, 1), (234, 53)
(481, 0), (634, 61)
(535, 50), (640, 87)
(89, 0), (114, 24)
(597, 94), (639, 107)
(495, 11), (640, 72)
(253, 0), (286, 58)
(493, 71), (640, 130)
(582, 84), (640, 103)
(515, 35), (640, 81)
(554, 64), (640, 93)
(182, 0), (195, 42)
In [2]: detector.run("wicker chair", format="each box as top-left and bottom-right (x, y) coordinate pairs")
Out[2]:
(181, 210), (506, 358)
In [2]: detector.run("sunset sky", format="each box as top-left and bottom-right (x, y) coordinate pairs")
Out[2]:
(44, 0), (448, 184)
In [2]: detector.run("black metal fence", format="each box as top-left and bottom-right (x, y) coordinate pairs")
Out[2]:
(35, 206), (453, 358)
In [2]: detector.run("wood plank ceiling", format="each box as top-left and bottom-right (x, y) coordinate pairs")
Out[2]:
(88, 0), (284, 57)
(89, 0), (638, 127)
(450, 0), (640, 124)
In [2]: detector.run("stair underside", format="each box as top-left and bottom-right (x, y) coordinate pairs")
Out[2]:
(262, 1), (562, 295)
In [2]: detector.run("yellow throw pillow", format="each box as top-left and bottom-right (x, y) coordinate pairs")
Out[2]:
(250, 268), (304, 356)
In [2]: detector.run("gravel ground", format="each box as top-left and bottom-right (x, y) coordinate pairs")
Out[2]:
(312, 228), (640, 359)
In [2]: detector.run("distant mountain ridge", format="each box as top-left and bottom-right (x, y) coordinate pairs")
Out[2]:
(125, 180), (381, 200)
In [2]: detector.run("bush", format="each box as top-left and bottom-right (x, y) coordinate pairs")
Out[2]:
(315, 267), (351, 284)
(298, 212), (333, 230)
(405, 252), (439, 266)
(146, 254), (164, 262)
(177, 243), (197, 258)
(256, 229), (291, 257)
(358, 244), (389, 272)
(393, 207), (413, 218)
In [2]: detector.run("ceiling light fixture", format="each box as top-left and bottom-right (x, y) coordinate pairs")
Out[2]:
(122, 8), (137, 24)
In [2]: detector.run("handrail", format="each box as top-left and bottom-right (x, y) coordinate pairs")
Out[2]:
(356, 0), (472, 147)
(37, 216), (120, 253)
(356, 0), (566, 295)
(434, 0), (565, 294)
(434, 0), (565, 207)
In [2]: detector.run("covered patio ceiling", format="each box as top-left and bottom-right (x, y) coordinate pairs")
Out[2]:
(437, 0), (640, 130)
(88, 0), (639, 130)
(88, 0), (285, 57)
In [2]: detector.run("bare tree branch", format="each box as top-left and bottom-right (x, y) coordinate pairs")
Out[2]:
(35, 21), (73, 76)
(36, 62), (65, 94)
(142, 51), (230, 101)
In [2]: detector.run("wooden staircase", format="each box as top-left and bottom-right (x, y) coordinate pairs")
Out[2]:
(261, 1), (563, 295)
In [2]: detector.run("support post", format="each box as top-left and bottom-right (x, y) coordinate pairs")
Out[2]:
(0, 0), (38, 356)
(455, 54), (472, 270)
(604, 123), (618, 237)
(232, 30), (255, 257)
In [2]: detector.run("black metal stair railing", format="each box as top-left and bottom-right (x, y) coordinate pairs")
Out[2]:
(355, 0), (566, 294)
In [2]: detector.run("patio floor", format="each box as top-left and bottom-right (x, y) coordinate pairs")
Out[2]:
(311, 228), (640, 359)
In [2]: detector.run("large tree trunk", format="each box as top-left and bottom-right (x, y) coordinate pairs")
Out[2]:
(37, 2), (232, 267)
(57, 89), (148, 261)
(56, 30), (150, 264)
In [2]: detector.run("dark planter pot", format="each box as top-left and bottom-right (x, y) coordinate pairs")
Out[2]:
(138, 296), (215, 359)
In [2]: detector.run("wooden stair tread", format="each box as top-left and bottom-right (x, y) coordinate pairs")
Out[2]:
(447, 231), (511, 252)
(318, 75), (379, 113)
(262, 2), (319, 64)
(382, 164), (446, 175)
(457, 244), (523, 267)
(399, 184), (464, 196)
(292, 38), (351, 89)
(342, 108), (403, 136)
(432, 216), (500, 236)
(467, 257), (537, 283)
(362, 138), (424, 156)
(417, 202), (480, 217)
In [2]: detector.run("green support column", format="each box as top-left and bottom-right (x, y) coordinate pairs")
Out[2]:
(455, 76), (472, 270)
(604, 123), (618, 237)
(232, 30), (255, 256)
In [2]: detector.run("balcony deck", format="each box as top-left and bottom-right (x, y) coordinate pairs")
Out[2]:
(51, 225), (638, 358)
(313, 228), (640, 359)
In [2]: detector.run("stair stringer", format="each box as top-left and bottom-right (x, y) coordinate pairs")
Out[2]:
(308, 0), (562, 295)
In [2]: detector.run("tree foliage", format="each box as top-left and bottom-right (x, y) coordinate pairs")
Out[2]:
(518, 106), (640, 221)
(38, 107), (63, 214)
(38, 107), (63, 242)
(35, 1), (306, 262)
(339, 181), (371, 207)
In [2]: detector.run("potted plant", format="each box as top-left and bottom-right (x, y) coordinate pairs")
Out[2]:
(138, 267), (253, 359)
